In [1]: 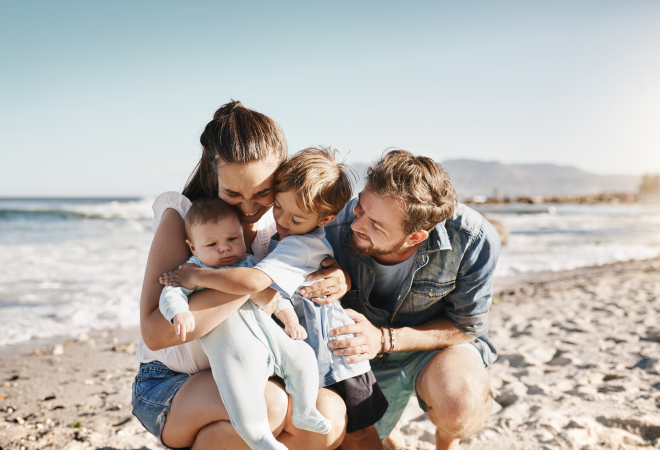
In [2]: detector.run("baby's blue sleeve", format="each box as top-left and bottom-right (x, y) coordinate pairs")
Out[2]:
(159, 255), (202, 324)
(159, 285), (196, 324)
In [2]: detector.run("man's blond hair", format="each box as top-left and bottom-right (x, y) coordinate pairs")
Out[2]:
(275, 147), (354, 218)
(366, 149), (457, 234)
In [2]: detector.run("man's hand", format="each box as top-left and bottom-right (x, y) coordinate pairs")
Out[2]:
(299, 257), (351, 304)
(284, 323), (308, 340)
(249, 288), (280, 316)
(159, 264), (200, 290)
(328, 309), (383, 364)
(173, 311), (195, 342)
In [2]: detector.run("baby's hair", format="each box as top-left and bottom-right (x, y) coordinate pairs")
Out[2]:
(185, 197), (239, 239)
(275, 147), (355, 218)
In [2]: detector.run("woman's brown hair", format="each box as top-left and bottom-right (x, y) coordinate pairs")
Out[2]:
(182, 100), (288, 201)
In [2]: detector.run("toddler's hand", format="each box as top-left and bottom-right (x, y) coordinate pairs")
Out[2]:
(284, 323), (307, 340)
(160, 264), (199, 290)
(250, 288), (279, 315)
(173, 312), (195, 342)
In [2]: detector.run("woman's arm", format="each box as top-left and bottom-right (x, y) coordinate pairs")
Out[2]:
(140, 208), (251, 351)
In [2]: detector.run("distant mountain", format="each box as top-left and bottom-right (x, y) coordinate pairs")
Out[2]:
(348, 160), (640, 199)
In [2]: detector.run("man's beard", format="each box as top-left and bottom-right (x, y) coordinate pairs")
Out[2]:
(349, 230), (408, 257)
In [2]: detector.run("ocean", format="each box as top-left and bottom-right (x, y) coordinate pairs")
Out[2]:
(1, 197), (659, 346)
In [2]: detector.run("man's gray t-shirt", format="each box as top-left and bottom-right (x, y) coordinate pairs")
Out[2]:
(368, 253), (417, 315)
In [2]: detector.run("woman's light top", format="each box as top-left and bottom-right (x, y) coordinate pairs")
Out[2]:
(135, 191), (277, 374)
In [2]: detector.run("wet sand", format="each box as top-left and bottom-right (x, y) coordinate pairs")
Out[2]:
(2, 257), (659, 449)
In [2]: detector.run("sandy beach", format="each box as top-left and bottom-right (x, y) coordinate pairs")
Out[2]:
(1, 257), (659, 449)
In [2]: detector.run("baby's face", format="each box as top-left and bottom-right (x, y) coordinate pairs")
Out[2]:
(186, 216), (246, 267)
(272, 191), (328, 239)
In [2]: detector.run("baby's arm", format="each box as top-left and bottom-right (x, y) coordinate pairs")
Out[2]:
(161, 265), (273, 296)
(160, 285), (196, 342)
(275, 297), (307, 340)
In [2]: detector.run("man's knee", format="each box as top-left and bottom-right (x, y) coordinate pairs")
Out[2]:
(431, 384), (491, 438)
(416, 348), (491, 438)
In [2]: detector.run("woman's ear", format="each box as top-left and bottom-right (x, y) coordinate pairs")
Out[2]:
(317, 214), (337, 227)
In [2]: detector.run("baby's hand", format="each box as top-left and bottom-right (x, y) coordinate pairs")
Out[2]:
(160, 264), (199, 290)
(173, 312), (195, 342)
(284, 323), (307, 340)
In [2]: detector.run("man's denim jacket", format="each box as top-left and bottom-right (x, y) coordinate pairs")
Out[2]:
(324, 198), (501, 368)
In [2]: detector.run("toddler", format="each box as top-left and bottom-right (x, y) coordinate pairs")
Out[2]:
(162, 148), (388, 448)
(159, 197), (331, 450)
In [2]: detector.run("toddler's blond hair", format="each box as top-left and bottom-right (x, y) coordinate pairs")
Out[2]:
(275, 147), (354, 218)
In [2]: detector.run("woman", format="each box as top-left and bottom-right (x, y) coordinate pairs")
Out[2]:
(133, 100), (350, 449)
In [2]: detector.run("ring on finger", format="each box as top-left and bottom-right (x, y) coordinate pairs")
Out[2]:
(323, 287), (330, 296)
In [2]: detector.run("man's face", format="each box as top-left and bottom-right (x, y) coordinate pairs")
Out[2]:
(350, 188), (410, 256)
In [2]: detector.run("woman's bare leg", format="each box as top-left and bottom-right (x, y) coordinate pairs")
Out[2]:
(278, 387), (347, 450)
(338, 426), (383, 450)
(161, 370), (288, 449)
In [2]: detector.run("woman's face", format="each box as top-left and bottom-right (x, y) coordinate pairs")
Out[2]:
(216, 157), (280, 224)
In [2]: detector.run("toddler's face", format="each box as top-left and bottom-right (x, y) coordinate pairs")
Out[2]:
(272, 191), (334, 239)
(186, 216), (246, 267)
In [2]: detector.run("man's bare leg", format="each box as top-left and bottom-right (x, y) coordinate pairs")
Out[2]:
(415, 346), (491, 450)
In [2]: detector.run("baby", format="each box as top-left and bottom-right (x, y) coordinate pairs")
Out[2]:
(162, 148), (388, 448)
(159, 197), (331, 450)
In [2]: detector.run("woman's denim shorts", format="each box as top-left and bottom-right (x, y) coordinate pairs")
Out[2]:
(132, 361), (191, 439)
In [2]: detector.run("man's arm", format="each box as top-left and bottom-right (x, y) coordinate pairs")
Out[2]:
(329, 217), (501, 363)
(389, 317), (475, 351)
(328, 311), (474, 363)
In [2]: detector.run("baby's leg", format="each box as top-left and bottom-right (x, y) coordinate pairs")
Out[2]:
(263, 319), (332, 435)
(200, 315), (287, 450)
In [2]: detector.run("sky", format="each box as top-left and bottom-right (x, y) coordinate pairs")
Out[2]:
(1, 0), (659, 196)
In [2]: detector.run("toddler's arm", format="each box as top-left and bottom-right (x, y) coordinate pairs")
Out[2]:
(276, 298), (307, 340)
(161, 265), (273, 296)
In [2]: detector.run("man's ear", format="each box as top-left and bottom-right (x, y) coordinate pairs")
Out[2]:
(403, 229), (429, 248)
(185, 239), (196, 255)
(317, 214), (337, 227)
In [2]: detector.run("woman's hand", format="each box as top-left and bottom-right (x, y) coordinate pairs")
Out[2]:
(299, 258), (351, 304)
(159, 264), (201, 290)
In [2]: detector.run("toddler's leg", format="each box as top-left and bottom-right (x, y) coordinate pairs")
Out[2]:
(200, 317), (287, 450)
(271, 326), (332, 435)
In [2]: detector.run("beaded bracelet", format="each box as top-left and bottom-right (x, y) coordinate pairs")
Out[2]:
(387, 327), (396, 354)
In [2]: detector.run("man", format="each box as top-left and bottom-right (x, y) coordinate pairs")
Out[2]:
(301, 150), (500, 450)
